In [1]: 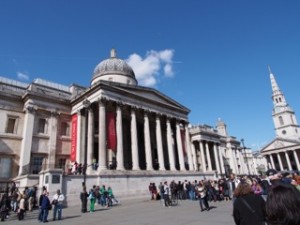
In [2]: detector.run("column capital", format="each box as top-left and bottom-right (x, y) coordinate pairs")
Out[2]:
(24, 105), (36, 114)
(50, 109), (60, 117)
(98, 97), (107, 105)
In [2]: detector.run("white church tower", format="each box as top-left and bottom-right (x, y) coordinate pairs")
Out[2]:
(270, 67), (300, 140)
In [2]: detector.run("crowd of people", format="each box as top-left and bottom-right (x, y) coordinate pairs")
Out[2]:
(148, 170), (300, 225)
(80, 184), (119, 213)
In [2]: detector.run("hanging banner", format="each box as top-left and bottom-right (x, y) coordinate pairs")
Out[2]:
(180, 128), (187, 156)
(70, 114), (78, 161)
(107, 112), (117, 151)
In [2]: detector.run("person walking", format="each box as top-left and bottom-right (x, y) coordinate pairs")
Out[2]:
(52, 189), (65, 221)
(196, 181), (210, 212)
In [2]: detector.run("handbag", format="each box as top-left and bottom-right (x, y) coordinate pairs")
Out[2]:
(240, 198), (266, 225)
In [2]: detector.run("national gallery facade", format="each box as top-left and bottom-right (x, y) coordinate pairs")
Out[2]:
(0, 49), (258, 201)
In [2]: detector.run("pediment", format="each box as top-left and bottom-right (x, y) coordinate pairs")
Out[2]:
(102, 82), (190, 112)
(261, 137), (300, 153)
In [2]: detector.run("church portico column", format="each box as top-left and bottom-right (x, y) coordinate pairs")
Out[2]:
(144, 111), (153, 171)
(205, 142), (212, 171)
(176, 121), (186, 171)
(293, 150), (300, 171)
(116, 104), (125, 170)
(98, 99), (107, 171)
(86, 108), (94, 174)
(285, 151), (292, 171)
(156, 114), (165, 171)
(199, 141), (206, 172)
(213, 143), (221, 175)
(185, 123), (194, 171)
(277, 153), (283, 171)
(131, 107), (140, 170)
(19, 106), (35, 175)
(167, 118), (176, 171)
(269, 154), (275, 169)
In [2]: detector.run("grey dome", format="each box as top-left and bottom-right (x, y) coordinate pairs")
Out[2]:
(91, 49), (137, 86)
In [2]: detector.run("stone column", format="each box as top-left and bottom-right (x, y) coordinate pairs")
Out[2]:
(176, 121), (186, 171)
(156, 114), (165, 171)
(86, 108), (94, 174)
(205, 142), (212, 171)
(218, 146), (225, 175)
(285, 151), (292, 171)
(277, 153), (283, 171)
(270, 154), (275, 169)
(213, 143), (221, 175)
(228, 146), (237, 174)
(185, 124), (194, 171)
(293, 150), (300, 171)
(131, 107), (140, 170)
(191, 142), (198, 171)
(76, 111), (83, 163)
(144, 111), (153, 171)
(98, 99), (107, 171)
(199, 141), (206, 172)
(19, 106), (35, 175)
(116, 104), (125, 170)
(167, 118), (176, 171)
(48, 111), (59, 169)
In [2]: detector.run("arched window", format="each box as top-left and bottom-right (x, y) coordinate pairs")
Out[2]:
(279, 116), (284, 126)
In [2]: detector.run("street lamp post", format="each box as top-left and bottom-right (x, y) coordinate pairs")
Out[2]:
(241, 138), (251, 175)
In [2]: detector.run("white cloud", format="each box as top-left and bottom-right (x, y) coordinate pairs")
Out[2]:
(17, 72), (29, 81)
(126, 49), (175, 87)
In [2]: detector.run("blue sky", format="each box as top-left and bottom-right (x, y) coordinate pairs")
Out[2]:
(1, 0), (300, 150)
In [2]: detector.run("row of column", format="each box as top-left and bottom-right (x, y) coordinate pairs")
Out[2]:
(191, 141), (226, 175)
(77, 100), (195, 172)
(267, 150), (300, 171)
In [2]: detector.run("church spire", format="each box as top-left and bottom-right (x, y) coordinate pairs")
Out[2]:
(269, 67), (287, 107)
(269, 67), (300, 140)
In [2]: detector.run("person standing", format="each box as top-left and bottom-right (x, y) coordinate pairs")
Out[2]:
(41, 192), (51, 223)
(88, 189), (96, 212)
(163, 181), (170, 207)
(80, 187), (88, 213)
(52, 189), (65, 221)
(266, 183), (300, 225)
(38, 189), (46, 222)
(18, 194), (25, 220)
(233, 181), (266, 225)
(227, 173), (240, 201)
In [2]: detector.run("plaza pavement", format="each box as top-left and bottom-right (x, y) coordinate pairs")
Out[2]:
(5, 198), (235, 225)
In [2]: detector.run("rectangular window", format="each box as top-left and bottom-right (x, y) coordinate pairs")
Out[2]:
(5, 117), (17, 134)
(61, 122), (70, 136)
(57, 158), (66, 169)
(38, 118), (46, 133)
(31, 156), (44, 174)
(0, 157), (12, 178)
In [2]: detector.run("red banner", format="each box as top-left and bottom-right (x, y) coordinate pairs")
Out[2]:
(70, 114), (77, 161)
(107, 112), (117, 151)
(180, 128), (186, 156)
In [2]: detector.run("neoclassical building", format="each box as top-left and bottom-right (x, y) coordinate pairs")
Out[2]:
(0, 49), (204, 198)
(189, 119), (260, 177)
(261, 69), (300, 171)
(0, 49), (260, 200)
